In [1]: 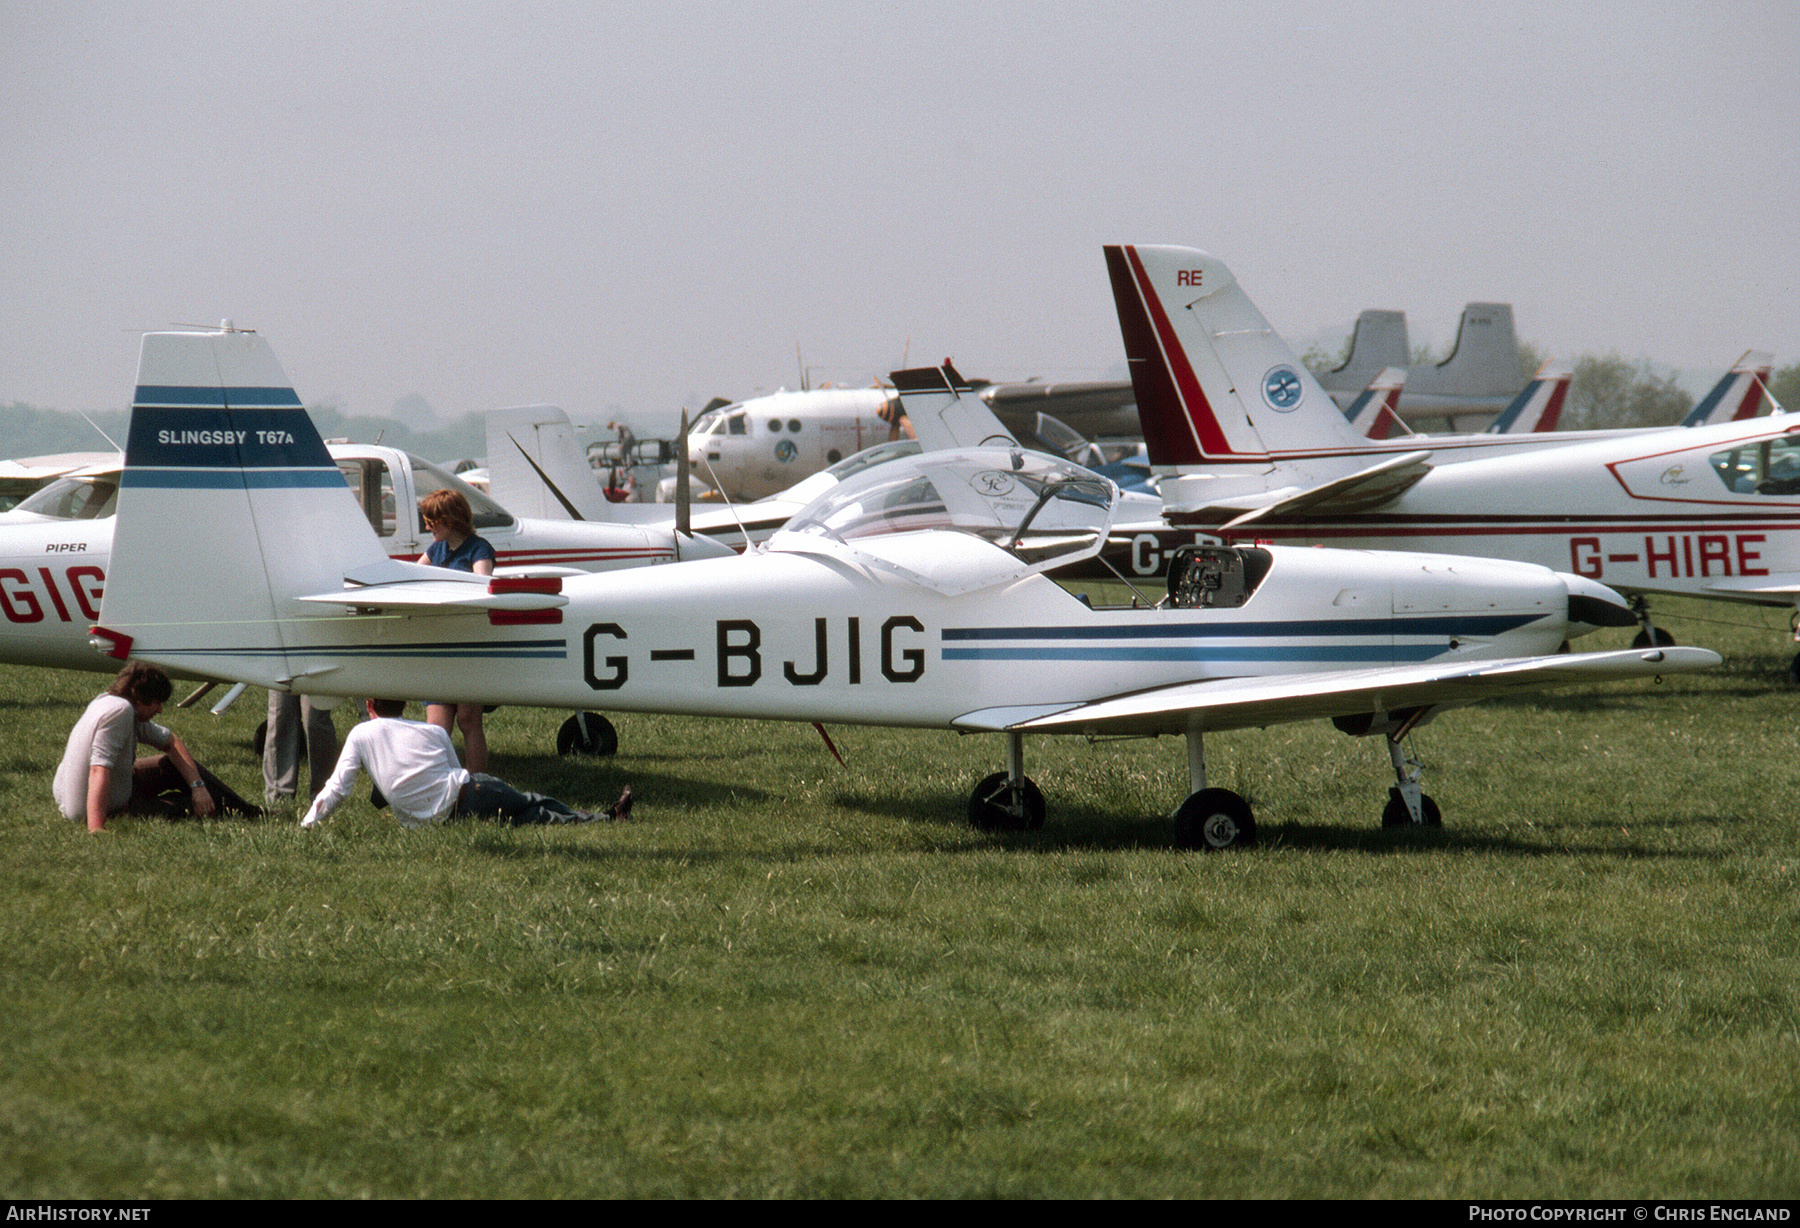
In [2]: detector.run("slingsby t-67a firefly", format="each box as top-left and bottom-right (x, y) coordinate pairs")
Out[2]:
(93, 329), (1716, 847)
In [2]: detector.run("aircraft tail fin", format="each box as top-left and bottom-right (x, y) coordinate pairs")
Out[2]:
(1341, 367), (1411, 439)
(1104, 244), (1370, 477)
(1485, 362), (1573, 434)
(486, 405), (614, 521)
(890, 362), (1021, 451)
(1323, 309), (1410, 390)
(96, 326), (388, 687)
(1407, 303), (1522, 400)
(1682, 350), (1775, 427)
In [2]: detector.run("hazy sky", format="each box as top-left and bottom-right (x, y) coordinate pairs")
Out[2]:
(4, 1), (1795, 434)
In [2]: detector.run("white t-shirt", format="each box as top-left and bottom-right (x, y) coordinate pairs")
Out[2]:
(53, 694), (173, 821)
(302, 716), (471, 829)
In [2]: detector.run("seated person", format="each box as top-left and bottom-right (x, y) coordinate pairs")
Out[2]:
(302, 698), (631, 829)
(54, 662), (262, 833)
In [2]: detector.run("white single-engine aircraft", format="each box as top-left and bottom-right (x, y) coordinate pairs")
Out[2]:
(91, 329), (1716, 846)
(1105, 243), (1800, 662)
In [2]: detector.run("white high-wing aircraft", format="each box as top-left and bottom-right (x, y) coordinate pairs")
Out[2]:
(686, 386), (901, 500)
(91, 328), (1717, 847)
(1105, 243), (1800, 658)
(685, 376), (1134, 500)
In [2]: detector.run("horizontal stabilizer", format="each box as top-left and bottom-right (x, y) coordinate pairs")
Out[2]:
(1216, 451), (1434, 530)
(297, 582), (568, 614)
(299, 559), (570, 613)
(955, 647), (1720, 738)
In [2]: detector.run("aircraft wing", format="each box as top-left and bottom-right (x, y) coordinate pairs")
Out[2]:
(1217, 451), (1434, 530)
(952, 646), (1720, 737)
(1698, 574), (1800, 599)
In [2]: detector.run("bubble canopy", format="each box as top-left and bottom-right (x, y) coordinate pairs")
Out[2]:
(778, 447), (1118, 573)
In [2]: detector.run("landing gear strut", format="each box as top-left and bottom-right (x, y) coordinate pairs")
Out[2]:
(967, 730), (1045, 830)
(1381, 730), (1442, 828)
(1172, 719), (1256, 849)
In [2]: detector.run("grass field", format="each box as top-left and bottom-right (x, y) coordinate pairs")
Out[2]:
(2, 596), (1796, 1198)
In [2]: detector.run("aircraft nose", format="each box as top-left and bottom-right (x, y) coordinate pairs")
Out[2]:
(1557, 572), (1639, 635)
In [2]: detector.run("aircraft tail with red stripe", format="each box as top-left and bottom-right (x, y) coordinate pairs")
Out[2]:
(1103, 244), (1372, 486)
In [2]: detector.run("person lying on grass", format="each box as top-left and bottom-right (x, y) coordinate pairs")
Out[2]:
(301, 698), (631, 829)
(54, 662), (263, 833)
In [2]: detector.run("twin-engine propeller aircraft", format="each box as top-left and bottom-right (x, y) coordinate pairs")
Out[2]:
(92, 330), (1716, 846)
(1105, 243), (1800, 662)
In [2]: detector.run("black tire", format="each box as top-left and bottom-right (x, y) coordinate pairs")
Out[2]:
(967, 771), (1046, 831)
(1382, 788), (1443, 828)
(1631, 627), (1676, 648)
(1174, 788), (1257, 850)
(252, 720), (268, 757)
(556, 713), (619, 757)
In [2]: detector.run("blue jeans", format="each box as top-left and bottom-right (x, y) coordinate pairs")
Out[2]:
(452, 774), (591, 825)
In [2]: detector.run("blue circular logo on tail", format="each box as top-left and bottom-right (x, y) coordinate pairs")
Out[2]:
(1262, 365), (1303, 411)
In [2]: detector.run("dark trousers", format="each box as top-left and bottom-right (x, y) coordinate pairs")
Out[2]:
(128, 756), (262, 818)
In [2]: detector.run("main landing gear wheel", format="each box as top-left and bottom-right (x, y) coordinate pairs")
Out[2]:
(1174, 788), (1257, 850)
(556, 712), (619, 757)
(1382, 788), (1443, 828)
(967, 771), (1046, 831)
(1631, 627), (1676, 649)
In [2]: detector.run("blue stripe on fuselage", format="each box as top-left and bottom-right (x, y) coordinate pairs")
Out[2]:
(942, 614), (1539, 641)
(132, 639), (568, 662)
(942, 643), (1446, 664)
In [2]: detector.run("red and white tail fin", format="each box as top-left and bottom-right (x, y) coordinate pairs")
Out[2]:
(1103, 245), (1368, 484)
(96, 326), (387, 687)
(1682, 350), (1775, 427)
(1485, 363), (1572, 434)
(1342, 367), (1411, 439)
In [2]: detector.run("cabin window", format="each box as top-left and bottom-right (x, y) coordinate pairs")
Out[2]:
(337, 460), (395, 537)
(409, 458), (516, 532)
(8, 475), (118, 521)
(1708, 435), (1800, 496)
